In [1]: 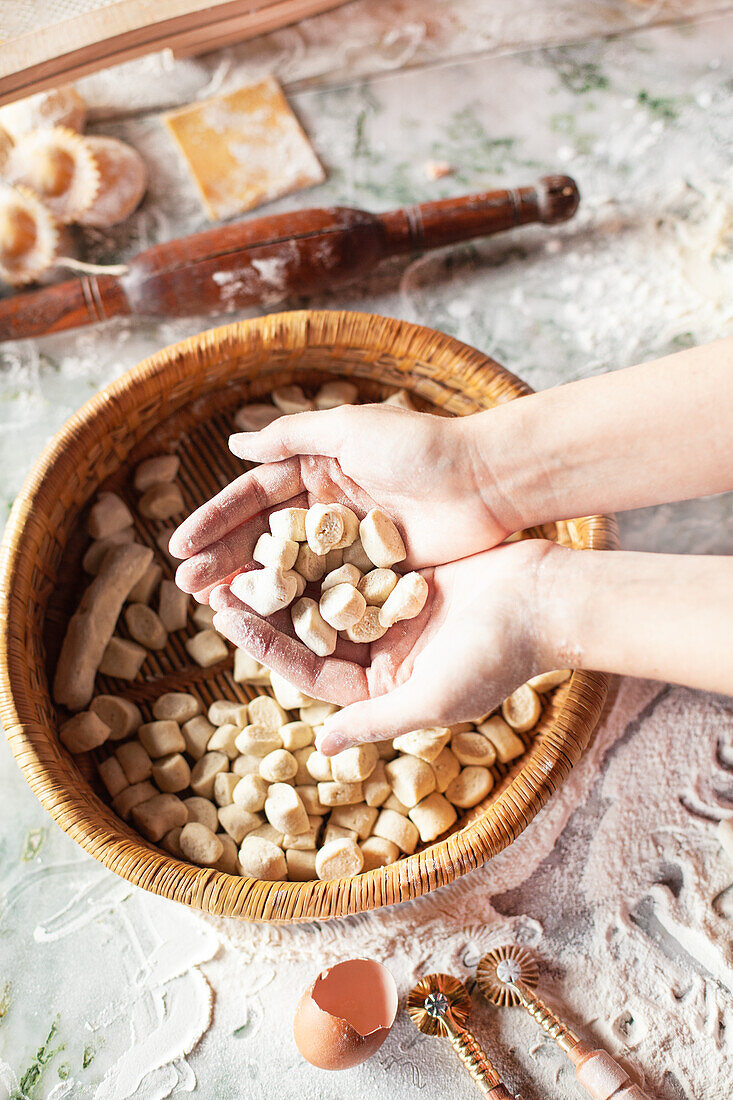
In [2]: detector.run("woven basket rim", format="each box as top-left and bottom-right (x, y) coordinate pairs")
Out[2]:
(0, 309), (618, 922)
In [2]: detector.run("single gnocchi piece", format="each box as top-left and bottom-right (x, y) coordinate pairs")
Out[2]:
(138, 720), (185, 758)
(127, 561), (162, 605)
(385, 754), (436, 808)
(183, 795), (219, 832)
(344, 605), (387, 644)
(125, 602), (168, 649)
(286, 848), (318, 881)
(343, 538), (374, 573)
(305, 750), (332, 783)
(88, 492), (134, 539)
(189, 751), (229, 798)
(99, 636), (147, 680)
(234, 403), (281, 432)
(296, 784), (328, 816)
(253, 532), (299, 571)
(328, 802), (378, 840)
(215, 833), (241, 874)
(132, 793), (187, 842)
(358, 508), (406, 569)
(315, 838), (363, 880)
(60, 710), (110, 753)
(431, 747), (461, 794)
(270, 671), (313, 711)
(321, 563), (362, 592)
(218, 804), (262, 844)
(97, 755), (128, 797)
(316, 781), (364, 807)
(300, 701), (338, 726)
(451, 731), (497, 768)
(323, 823), (356, 845)
(153, 693), (201, 724)
(382, 388), (415, 410)
(235, 724), (282, 758)
(233, 649), (271, 685)
(206, 723), (241, 760)
(291, 597), (337, 656)
(363, 760), (391, 807)
(192, 603), (216, 630)
(319, 583), (367, 630)
(314, 380), (358, 409)
(115, 740), (152, 784)
(112, 780), (156, 820)
(269, 507), (307, 542)
(185, 630), (229, 668)
(478, 716), (525, 763)
(501, 684), (542, 733)
(392, 727), (450, 763)
(408, 792), (457, 843)
(372, 808), (419, 854)
(134, 454), (180, 492)
(248, 695), (287, 732)
(264, 783), (309, 835)
(330, 743), (379, 784)
(239, 835), (287, 880)
(527, 669), (571, 693)
(259, 748), (298, 783)
(158, 580), (190, 632)
(445, 766), (494, 809)
(357, 568), (398, 606)
(305, 503), (359, 555)
(279, 721), (313, 751)
(182, 715), (215, 760)
(271, 384), (314, 414)
(138, 481), (185, 520)
(360, 835), (400, 871)
(180, 822), (223, 866)
(208, 699), (248, 726)
(233, 773), (269, 813)
(152, 752), (191, 793)
(378, 572), (428, 628)
(294, 542), (327, 582)
(230, 567), (298, 616)
(213, 771), (240, 806)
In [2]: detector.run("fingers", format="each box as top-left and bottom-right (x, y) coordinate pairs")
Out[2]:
(174, 512), (270, 594)
(316, 678), (437, 755)
(210, 589), (369, 706)
(169, 459), (302, 559)
(229, 407), (354, 464)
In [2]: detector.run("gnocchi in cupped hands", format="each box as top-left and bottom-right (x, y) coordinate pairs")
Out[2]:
(225, 500), (426, 657)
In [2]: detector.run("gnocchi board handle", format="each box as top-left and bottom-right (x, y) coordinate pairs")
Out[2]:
(0, 175), (579, 341)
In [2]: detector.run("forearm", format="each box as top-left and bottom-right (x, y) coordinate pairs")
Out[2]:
(470, 337), (733, 532)
(536, 543), (733, 695)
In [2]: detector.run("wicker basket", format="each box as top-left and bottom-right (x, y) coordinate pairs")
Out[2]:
(0, 310), (617, 922)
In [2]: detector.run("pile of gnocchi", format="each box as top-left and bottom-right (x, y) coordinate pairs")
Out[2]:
(53, 380), (569, 881)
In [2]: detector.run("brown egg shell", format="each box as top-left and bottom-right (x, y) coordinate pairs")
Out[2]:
(293, 958), (398, 1071)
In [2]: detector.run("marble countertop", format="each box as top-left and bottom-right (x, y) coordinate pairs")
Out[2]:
(1, 3), (732, 1097)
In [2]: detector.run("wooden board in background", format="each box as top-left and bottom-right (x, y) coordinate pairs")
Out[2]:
(0, 0), (352, 107)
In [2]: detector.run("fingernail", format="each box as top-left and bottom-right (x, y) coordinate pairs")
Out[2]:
(316, 730), (349, 756)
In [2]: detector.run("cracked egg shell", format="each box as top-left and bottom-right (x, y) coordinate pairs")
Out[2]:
(293, 958), (398, 1070)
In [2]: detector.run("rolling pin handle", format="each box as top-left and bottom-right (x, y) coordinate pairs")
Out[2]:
(536, 174), (581, 225)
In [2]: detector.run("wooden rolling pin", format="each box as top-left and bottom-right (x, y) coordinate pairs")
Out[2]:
(0, 175), (579, 341)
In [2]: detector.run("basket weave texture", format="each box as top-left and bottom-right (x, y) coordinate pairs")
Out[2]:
(0, 310), (618, 922)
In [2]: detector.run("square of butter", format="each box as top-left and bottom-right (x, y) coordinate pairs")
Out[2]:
(163, 76), (325, 221)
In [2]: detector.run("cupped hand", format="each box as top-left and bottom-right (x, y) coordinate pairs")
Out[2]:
(169, 404), (512, 597)
(208, 539), (554, 754)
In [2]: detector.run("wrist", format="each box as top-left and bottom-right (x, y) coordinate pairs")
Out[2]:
(527, 541), (588, 674)
(463, 395), (556, 536)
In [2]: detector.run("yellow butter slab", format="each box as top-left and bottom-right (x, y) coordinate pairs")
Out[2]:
(163, 75), (325, 221)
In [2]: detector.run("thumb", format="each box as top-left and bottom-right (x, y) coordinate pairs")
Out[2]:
(229, 407), (352, 463)
(316, 679), (437, 755)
